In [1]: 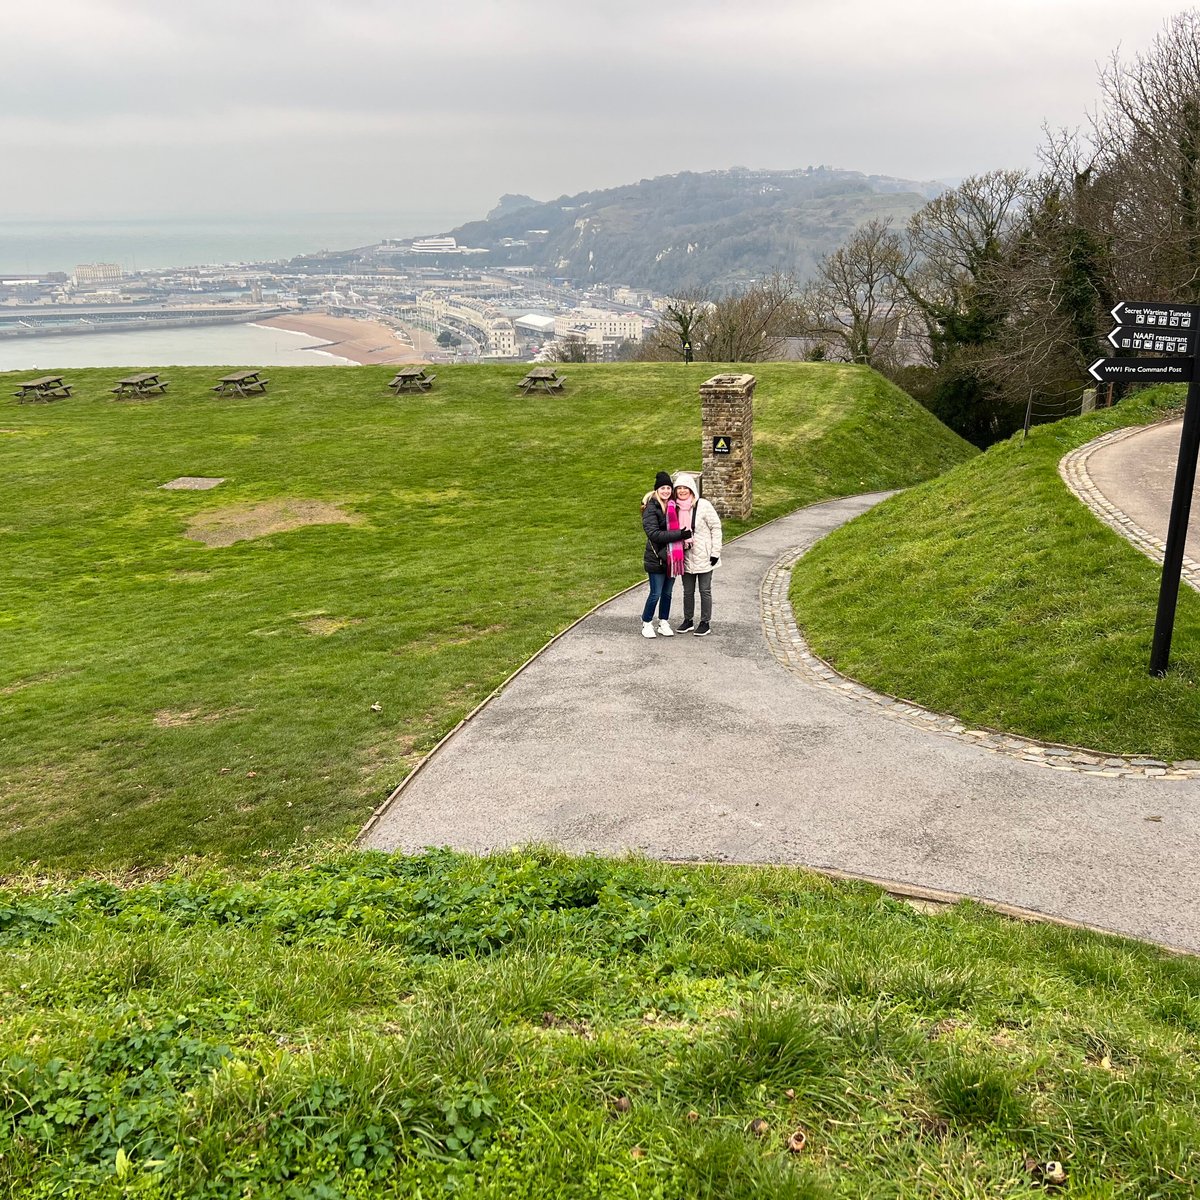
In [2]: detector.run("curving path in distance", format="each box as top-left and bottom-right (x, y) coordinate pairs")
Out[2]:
(362, 486), (1200, 953)
(1082, 417), (1200, 573)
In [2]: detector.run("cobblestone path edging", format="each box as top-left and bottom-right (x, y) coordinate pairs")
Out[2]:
(761, 545), (1200, 782)
(1058, 422), (1200, 595)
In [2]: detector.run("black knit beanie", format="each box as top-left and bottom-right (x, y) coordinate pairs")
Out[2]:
(654, 471), (673, 489)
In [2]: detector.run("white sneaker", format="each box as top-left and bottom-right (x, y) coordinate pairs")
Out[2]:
(641, 621), (657, 638)
(657, 620), (675, 637)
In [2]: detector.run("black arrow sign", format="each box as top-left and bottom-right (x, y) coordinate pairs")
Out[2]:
(1111, 300), (1200, 329)
(1088, 357), (1195, 384)
(1107, 327), (1197, 354)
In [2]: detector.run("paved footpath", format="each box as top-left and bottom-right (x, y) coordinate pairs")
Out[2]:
(363, 490), (1200, 952)
(1085, 418), (1200, 565)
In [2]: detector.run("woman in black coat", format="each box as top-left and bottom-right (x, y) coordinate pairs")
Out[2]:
(640, 470), (690, 638)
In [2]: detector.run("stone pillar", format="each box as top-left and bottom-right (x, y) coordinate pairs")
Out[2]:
(700, 373), (755, 519)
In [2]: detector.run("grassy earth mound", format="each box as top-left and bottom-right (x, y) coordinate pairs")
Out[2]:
(0, 362), (971, 873)
(1, 850), (1196, 1198)
(791, 386), (1200, 760)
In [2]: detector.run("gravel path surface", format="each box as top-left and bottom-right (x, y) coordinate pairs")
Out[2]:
(362, 492), (1200, 952)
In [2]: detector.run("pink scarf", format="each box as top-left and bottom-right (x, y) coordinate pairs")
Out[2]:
(666, 499), (686, 577)
(676, 495), (695, 539)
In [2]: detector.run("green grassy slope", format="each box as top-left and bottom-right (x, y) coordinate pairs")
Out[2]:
(1, 851), (1196, 1199)
(0, 363), (972, 871)
(791, 386), (1200, 758)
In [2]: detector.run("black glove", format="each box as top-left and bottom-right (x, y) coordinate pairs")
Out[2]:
(710, 556), (719, 566)
(676, 528), (691, 540)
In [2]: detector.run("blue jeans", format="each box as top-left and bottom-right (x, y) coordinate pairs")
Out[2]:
(641, 572), (675, 622)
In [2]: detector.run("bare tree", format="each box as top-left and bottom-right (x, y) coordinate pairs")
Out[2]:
(975, 150), (1116, 407)
(800, 219), (915, 369)
(901, 169), (1029, 358)
(1091, 11), (1200, 301)
(638, 290), (711, 360)
(980, 15), (1200, 410)
(699, 273), (801, 362)
(887, 171), (1032, 445)
(638, 278), (799, 362)
(548, 334), (594, 363)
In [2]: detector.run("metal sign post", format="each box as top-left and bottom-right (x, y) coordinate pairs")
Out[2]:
(1091, 301), (1200, 676)
(1149, 366), (1200, 675)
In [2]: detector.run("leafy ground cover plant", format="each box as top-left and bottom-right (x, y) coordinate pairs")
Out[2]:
(0, 850), (1196, 1197)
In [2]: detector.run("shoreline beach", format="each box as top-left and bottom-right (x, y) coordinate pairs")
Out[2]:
(257, 312), (438, 366)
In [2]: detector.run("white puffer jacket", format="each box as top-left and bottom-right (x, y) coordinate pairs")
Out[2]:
(674, 472), (723, 574)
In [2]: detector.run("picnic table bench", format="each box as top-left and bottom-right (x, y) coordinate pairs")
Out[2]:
(518, 367), (566, 394)
(13, 375), (72, 402)
(111, 372), (169, 398)
(387, 366), (437, 394)
(212, 370), (269, 397)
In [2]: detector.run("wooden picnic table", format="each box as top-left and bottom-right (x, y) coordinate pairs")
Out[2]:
(13, 375), (72, 402)
(387, 365), (438, 394)
(212, 370), (269, 397)
(111, 372), (169, 398)
(518, 367), (566, 394)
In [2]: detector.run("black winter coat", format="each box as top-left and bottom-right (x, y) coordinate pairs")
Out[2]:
(642, 497), (689, 574)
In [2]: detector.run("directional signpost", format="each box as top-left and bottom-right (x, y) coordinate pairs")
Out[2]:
(1095, 301), (1200, 675)
(1111, 300), (1196, 329)
(1107, 328), (1195, 355)
(1089, 357), (1194, 384)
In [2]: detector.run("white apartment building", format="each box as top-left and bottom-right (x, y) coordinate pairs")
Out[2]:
(410, 237), (460, 254)
(416, 290), (516, 357)
(73, 263), (123, 286)
(553, 307), (643, 343)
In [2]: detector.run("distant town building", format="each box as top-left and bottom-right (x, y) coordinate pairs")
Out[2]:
(410, 237), (460, 254)
(514, 314), (557, 336)
(553, 307), (644, 350)
(551, 307), (647, 361)
(416, 290), (517, 357)
(72, 262), (123, 286)
(613, 286), (649, 308)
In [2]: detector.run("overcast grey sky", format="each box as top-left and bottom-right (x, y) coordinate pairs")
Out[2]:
(2, 0), (1194, 223)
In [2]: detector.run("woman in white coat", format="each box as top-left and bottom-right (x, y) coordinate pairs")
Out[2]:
(671, 472), (722, 636)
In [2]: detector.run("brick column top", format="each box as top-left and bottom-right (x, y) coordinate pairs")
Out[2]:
(700, 373), (757, 393)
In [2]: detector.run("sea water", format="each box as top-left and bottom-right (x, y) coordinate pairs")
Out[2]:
(0, 210), (479, 276)
(0, 209), (476, 369)
(0, 324), (357, 371)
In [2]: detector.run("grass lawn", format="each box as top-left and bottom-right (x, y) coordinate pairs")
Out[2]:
(1, 850), (1196, 1198)
(0, 362), (972, 873)
(791, 386), (1200, 760)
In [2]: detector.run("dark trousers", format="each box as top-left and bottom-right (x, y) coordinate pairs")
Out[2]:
(641, 572), (675, 622)
(682, 570), (713, 624)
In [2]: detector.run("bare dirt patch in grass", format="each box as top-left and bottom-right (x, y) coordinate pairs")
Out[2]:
(404, 623), (506, 651)
(160, 476), (226, 491)
(185, 500), (364, 548)
(152, 708), (244, 729)
(0, 670), (71, 697)
(298, 616), (361, 637)
(153, 710), (201, 728)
